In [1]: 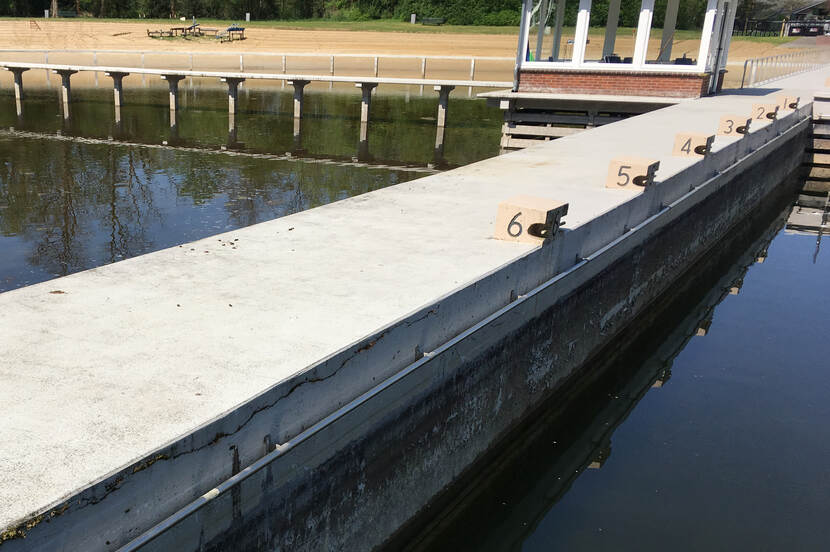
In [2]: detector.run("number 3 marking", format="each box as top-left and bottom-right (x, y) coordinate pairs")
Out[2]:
(724, 119), (734, 134)
(508, 212), (523, 237)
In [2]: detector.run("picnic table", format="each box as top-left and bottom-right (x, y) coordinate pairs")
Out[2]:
(216, 25), (246, 43)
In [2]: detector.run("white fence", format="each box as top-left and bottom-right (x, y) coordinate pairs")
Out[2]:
(740, 49), (830, 88)
(0, 49), (514, 95)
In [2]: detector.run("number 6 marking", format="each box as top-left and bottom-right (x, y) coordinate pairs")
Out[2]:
(508, 212), (523, 237)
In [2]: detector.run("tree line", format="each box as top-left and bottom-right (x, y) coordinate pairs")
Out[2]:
(2, 0), (716, 29)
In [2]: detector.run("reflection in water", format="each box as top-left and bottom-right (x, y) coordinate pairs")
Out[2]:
(0, 134), (422, 292)
(785, 179), (829, 263)
(398, 182), (830, 551)
(0, 82), (502, 292)
(0, 83), (502, 170)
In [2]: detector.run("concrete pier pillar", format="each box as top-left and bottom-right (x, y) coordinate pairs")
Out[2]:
(288, 80), (310, 119)
(106, 72), (129, 109)
(357, 122), (371, 161)
(356, 82), (378, 127)
(53, 69), (77, 120)
(227, 113), (238, 147)
(5, 67), (29, 117)
(293, 117), (303, 152)
(161, 74), (186, 113)
(221, 77), (245, 116)
(434, 85), (455, 128)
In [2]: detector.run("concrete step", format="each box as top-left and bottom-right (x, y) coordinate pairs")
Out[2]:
(505, 111), (624, 126)
(503, 123), (584, 138)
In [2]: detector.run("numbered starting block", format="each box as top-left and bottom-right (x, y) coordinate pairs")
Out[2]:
(752, 103), (779, 122)
(778, 95), (800, 111)
(673, 132), (715, 157)
(606, 157), (660, 190)
(717, 115), (751, 137)
(494, 195), (568, 244)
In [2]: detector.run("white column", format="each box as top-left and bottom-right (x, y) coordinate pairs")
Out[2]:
(571, 0), (592, 65)
(514, 0), (533, 89)
(632, 0), (655, 68)
(697, 0), (719, 72)
(657, 0), (680, 62)
(718, 0), (738, 71)
(603, 0), (622, 59)
(535, 0), (551, 62)
(551, 0), (566, 60)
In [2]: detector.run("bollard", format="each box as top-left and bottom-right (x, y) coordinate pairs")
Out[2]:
(606, 157), (660, 190)
(494, 196), (569, 243)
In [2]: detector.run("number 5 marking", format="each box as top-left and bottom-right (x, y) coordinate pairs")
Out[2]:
(508, 212), (523, 237)
(617, 165), (631, 186)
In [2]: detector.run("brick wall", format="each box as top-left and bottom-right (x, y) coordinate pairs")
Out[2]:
(518, 69), (712, 98)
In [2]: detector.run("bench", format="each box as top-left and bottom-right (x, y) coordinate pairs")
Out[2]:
(421, 17), (445, 26)
(57, 10), (77, 17)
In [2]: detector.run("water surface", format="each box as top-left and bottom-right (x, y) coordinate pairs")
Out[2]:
(406, 194), (830, 551)
(0, 84), (502, 292)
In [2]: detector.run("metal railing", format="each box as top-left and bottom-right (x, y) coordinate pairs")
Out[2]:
(740, 49), (830, 88)
(0, 48), (513, 95)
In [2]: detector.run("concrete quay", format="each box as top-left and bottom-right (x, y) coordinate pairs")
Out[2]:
(1, 69), (826, 550)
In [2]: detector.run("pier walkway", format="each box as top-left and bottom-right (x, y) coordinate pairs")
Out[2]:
(1, 68), (827, 550)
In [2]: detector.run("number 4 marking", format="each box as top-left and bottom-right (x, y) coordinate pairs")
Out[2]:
(681, 138), (692, 154)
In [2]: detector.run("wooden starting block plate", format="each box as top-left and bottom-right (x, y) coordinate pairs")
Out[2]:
(494, 195), (568, 244)
(752, 103), (779, 122)
(673, 132), (715, 157)
(717, 115), (751, 137)
(606, 157), (660, 190)
(778, 95), (800, 111)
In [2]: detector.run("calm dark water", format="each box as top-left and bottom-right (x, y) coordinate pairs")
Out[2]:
(405, 194), (830, 551)
(0, 83), (502, 292)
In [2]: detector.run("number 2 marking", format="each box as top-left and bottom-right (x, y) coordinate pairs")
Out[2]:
(756, 107), (765, 120)
(508, 212), (523, 237)
(617, 165), (631, 186)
